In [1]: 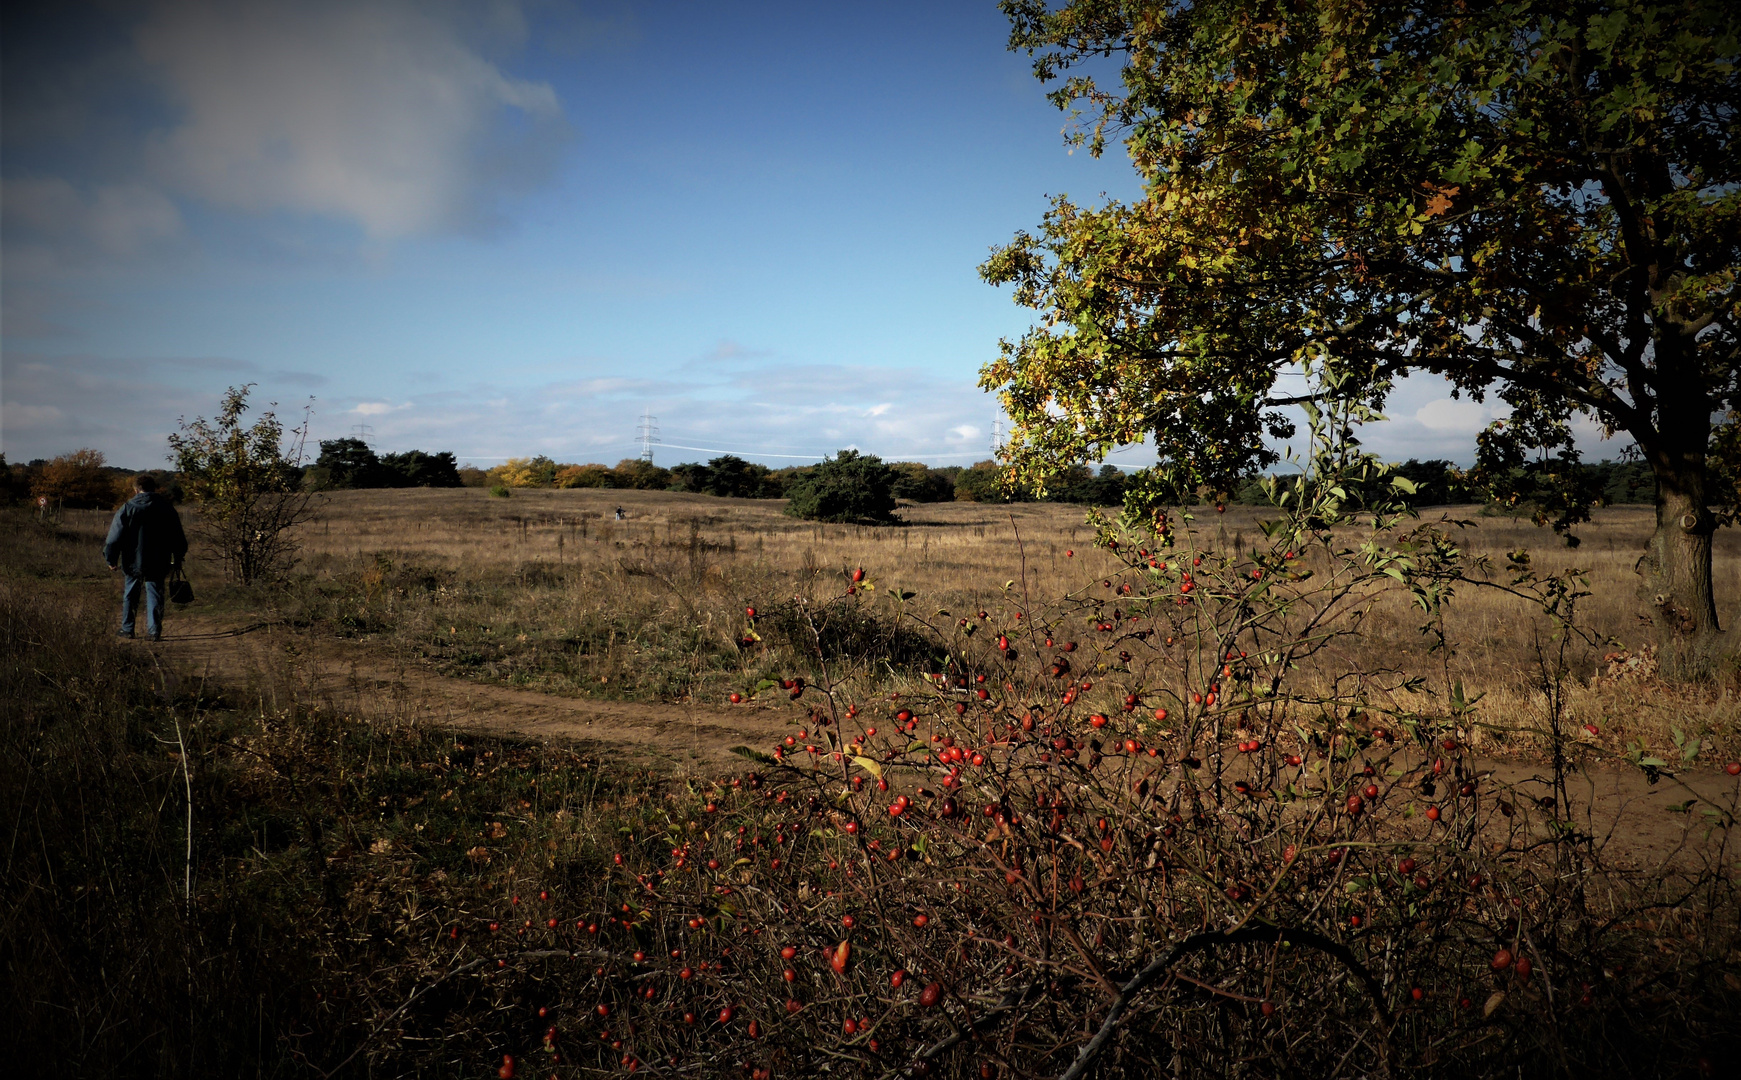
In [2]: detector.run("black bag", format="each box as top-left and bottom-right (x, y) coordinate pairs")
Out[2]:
(167, 566), (195, 605)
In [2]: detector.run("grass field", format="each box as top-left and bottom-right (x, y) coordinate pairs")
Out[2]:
(149, 486), (1741, 760)
(6, 495), (1740, 1078)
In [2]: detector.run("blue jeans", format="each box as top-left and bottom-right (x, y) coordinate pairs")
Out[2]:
(121, 574), (165, 638)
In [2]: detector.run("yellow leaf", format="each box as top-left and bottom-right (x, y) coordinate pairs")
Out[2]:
(851, 756), (884, 780)
(1483, 991), (1506, 1018)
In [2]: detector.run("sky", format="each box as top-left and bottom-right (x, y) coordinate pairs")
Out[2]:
(3, 0), (1551, 473)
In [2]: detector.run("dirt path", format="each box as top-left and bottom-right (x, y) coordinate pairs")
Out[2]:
(154, 611), (799, 773)
(147, 611), (1740, 863)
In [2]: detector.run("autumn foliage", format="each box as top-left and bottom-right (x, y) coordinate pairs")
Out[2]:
(29, 448), (128, 509)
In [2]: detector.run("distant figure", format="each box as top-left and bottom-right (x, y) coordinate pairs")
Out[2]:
(614, 506), (625, 521)
(103, 475), (188, 641)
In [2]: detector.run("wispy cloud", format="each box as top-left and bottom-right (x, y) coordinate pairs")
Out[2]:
(136, 0), (567, 239)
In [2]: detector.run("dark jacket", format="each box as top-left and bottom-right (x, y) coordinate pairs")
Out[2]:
(104, 492), (188, 578)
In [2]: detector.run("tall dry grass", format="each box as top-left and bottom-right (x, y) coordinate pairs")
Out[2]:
(30, 488), (1741, 758)
(265, 488), (1741, 759)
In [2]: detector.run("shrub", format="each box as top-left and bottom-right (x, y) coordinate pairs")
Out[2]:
(783, 449), (898, 523)
(563, 412), (1740, 1077)
(489, 485), (512, 498)
(168, 386), (312, 585)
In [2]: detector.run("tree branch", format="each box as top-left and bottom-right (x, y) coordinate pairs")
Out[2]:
(1055, 924), (1393, 1080)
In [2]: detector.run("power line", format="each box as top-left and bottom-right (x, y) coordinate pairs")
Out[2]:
(656, 442), (833, 460)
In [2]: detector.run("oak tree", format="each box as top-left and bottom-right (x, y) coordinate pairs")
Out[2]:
(982, 0), (1739, 634)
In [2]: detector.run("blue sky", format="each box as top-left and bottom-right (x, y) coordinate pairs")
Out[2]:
(3, 0), (1540, 472)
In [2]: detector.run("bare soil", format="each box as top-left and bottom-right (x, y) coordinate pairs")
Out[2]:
(153, 611), (799, 774)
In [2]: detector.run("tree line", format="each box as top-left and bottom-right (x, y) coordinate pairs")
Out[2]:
(2, 442), (1659, 518)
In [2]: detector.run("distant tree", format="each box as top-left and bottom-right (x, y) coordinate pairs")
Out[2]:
(490, 456), (559, 488)
(1592, 459), (1655, 505)
(954, 460), (1017, 503)
(307, 442), (460, 489)
(380, 450), (462, 488)
(985, 0), (1741, 637)
(168, 385), (313, 585)
(889, 462), (957, 503)
(310, 438), (389, 489)
(555, 463), (611, 488)
(457, 464), (490, 487)
(784, 450), (899, 524)
(610, 459), (673, 490)
(703, 456), (780, 498)
(1391, 460), (1468, 507)
(1043, 462), (1095, 503)
(668, 462), (712, 493)
(30, 449), (124, 509)
(0, 455), (27, 505)
(1090, 464), (1130, 506)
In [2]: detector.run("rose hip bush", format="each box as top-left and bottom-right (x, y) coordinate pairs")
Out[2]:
(405, 428), (1738, 1078)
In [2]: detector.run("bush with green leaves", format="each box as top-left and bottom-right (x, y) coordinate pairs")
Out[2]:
(168, 384), (312, 585)
(783, 449), (899, 524)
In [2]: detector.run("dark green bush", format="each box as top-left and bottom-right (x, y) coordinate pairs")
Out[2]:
(782, 449), (898, 524)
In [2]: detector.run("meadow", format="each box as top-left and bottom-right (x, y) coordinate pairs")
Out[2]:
(265, 486), (1741, 758)
(5, 490), (1740, 1078)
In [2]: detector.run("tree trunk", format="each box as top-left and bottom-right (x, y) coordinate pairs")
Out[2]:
(1637, 446), (1720, 638)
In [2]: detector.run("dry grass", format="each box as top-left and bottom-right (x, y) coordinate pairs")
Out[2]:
(38, 489), (1741, 760)
(8, 501), (1740, 1078)
(284, 490), (1741, 758)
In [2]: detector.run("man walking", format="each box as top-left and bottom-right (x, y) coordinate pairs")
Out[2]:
(104, 475), (188, 641)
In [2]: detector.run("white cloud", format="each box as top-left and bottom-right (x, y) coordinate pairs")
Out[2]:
(1413, 396), (1490, 433)
(351, 401), (403, 416)
(135, 0), (565, 238)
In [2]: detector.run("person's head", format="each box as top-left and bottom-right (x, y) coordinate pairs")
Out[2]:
(134, 474), (158, 494)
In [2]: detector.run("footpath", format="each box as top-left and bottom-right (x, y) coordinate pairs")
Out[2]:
(154, 612), (795, 774)
(149, 612), (1739, 866)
